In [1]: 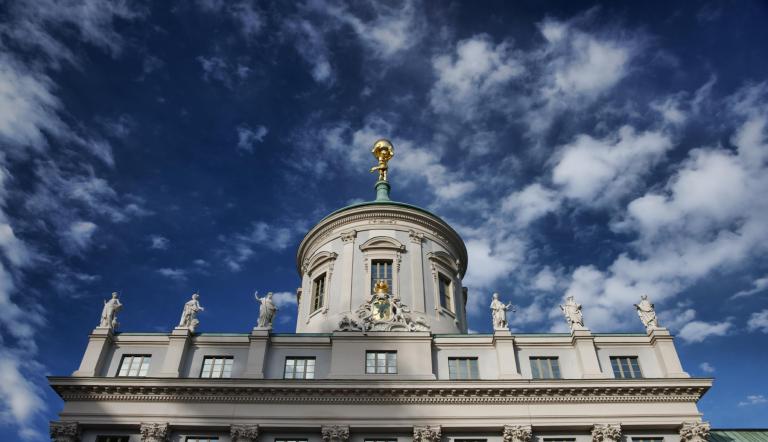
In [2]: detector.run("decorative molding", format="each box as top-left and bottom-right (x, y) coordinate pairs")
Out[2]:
(359, 235), (405, 252)
(231, 424), (259, 442)
(679, 421), (711, 442)
(426, 251), (459, 273)
(306, 251), (338, 277)
(50, 421), (80, 442)
(503, 425), (532, 442)
(51, 382), (709, 405)
(140, 422), (169, 442)
(409, 229), (424, 243)
(340, 230), (357, 243)
(592, 424), (622, 442)
(414, 425), (442, 442)
(321, 425), (350, 442)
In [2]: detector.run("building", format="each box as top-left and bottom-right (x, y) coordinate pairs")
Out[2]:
(50, 140), (718, 442)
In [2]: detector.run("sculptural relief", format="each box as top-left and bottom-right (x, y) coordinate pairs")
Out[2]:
(321, 425), (350, 442)
(231, 424), (259, 442)
(679, 422), (711, 442)
(560, 295), (586, 331)
(592, 424), (622, 442)
(414, 426), (442, 442)
(178, 293), (204, 332)
(634, 295), (660, 332)
(140, 422), (169, 442)
(50, 421), (80, 442)
(503, 425), (532, 442)
(254, 291), (278, 329)
(98, 292), (123, 330)
(490, 292), (515, 330)
(336, 280), (430, 332)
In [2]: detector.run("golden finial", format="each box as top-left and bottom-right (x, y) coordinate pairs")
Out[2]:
(370, 139), (394, 182)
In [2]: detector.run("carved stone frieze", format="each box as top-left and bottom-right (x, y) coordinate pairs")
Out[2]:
(140, 422), (169, 442)
(503, 425), (532, 442)
(592, 424), (622, 442)
(414, 425), (442, 442)
(50, 421), (80, 442)
(321, 425), (350, 442)
(231, 424), (260, 442)
(679, 421), (711, 442)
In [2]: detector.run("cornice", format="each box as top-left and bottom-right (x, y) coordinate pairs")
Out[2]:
(49, 377), (711, 405)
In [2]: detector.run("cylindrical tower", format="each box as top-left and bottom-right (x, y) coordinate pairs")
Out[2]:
(295, 140), (469, 334)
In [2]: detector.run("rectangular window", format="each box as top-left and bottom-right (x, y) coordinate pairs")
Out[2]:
(371, 259), (393, 292)
(530, 356), (561, 379)
(438, 273), (452, 310)
(312, 273), (326, 313)
(200, 356), (233, 378)
(284, 357), (316, 379)
(96, 437), (130, 442)
(366, 351), (397, 374)
(610, 356), (643, 379)
(448, 357), (479, 380)
(186, 438), (218, 442)
(117, 355), (151, 377)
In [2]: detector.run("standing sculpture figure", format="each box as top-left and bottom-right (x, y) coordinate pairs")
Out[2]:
(254, 291), (278, 329)
(369, 139), (394, 181)
(178, 293), (204, 332)
(560, 296), (586, 331)
(99, 292), (123, 330)
(490, 292), (515, 330)
(634, 295), (660, 332)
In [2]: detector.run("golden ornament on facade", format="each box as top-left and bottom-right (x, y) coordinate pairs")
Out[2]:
(370, 139), (394, 181)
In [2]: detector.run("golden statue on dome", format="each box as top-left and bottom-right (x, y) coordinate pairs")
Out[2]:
(370, 139), (394, 181)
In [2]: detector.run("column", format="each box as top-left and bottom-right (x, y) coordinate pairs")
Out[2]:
(139, 423), (169, 442)
(409, 230), (425, 313)
(592, 424), (622, 442)
(72, 328), (113, 377)
(243, 329), (270, 378)
(503, 425), (532, 442)
(650, 328), (690, 377)
(414, 426), (441, 442)
(321, 425), (350, 442)
(494, 330), (523, 379)
(340, 230), (356, 312)
(158, 328), (192, 377)
(50, 421), (79, 442)
(231, 424), (259, 442)
(572, 329), (607, 378)
(680, 422), (711, 442)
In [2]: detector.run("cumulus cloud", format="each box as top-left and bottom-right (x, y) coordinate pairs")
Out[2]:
(63, 221), (98, 253)
(677, 319), (732, 343)
(149, 235), (170, 250)
(220, 221), (298, 272)
(731, 275), (768, 299)
(501, 183), (561, 227)
(268, 291), (298, 307)
(237, 125), (269, 153)
(747, 310), (768, 333)
(699, 362), (715, 374)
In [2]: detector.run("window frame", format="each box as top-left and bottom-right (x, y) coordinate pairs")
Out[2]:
(448, 357), (480, 380)
(370, 259), (394, 293)
(303, 251), (337, 321)
(359, 236), (405, 298)
(116, 354), (151, 377)
(284, 356), (317, 379)
(529, 356), (561, 379)
(610, 355), (643, 379)
(200, 356), (234, 379)
(365, 350), (397, 374)
(427, 251), (460, 317)
(311, 273), (327, 314)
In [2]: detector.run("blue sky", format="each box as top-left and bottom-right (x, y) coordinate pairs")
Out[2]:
(0, 0), (767, 439)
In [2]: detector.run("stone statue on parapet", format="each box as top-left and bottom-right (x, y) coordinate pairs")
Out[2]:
(634, 294), (660, 332)
(254, 291), (278, 329)
(99, 292), (123, 330)
(178, 292), (204, 332)
(560, 295), (586, 331)
(490, 292), (515, 330)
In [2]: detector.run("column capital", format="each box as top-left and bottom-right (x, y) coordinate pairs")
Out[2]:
(321, 425), (350, 442)
(231, 424), (259, 442)
(409, 229), (425, 243)
(340, 230), (357, 243)
(503, 424), (532, 442)
(414, 425), (442, 442)
(50, 421), (80, 442)
(592, 424), (622, 442)
(680, 421), (711, 442)
(140, 422), (169, 442)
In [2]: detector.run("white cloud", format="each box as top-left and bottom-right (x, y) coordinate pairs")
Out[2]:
(747, 310), (768, 333)
(732, 275), (768, 299)
(0, 351), (45, 437)
(268, 291), (297, 308)
(677, 319), (732, 343)
(282, 18), (334, 84)
(501, 183), (561, 227)
(64, 221), (97, 253)
(237, 125), (269, 153)
(532, 267), (559, 291)
(157, 268), (187, 281)
(149, 235), (169, 250)
(699, 362), (715, 374)
(221, 221), (297, 272)
(738, 394), (767, 406)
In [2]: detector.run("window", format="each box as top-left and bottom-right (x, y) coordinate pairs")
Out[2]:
(371, 259), (393, 292)
(96, 437), (129, 442)
(200, 356), (233, 378)
(366, 439), (398, 442)
(530, 356), (561, 379)
(448, 357), (479, 380)
(454, 440), (487, 442)
(276, 440), (308, 442)
(117, 355), (151, 377)
(311, 273), (326, 313)
(438, 273), (452, 310)
(611, 356), (643, 379)
(366, 351), (397, 374)
(284, 357), (316, 379)
(632, 439), (663, 442)
(543, 439), (575, 442)
(186, 438), (218, 442)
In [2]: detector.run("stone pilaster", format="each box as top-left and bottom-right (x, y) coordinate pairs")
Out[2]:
(340, 230), (356, 312)
(231, 424), (259, 442)
(503, 425), (532, 442)
(409, 230), (426, 313)
(158, 328), (192, 377)
(243, 328), (270, 378)
(592, 424), (622, 442)
(494, 331), (523, 379)
(321, 425), (350, 442)
(72, 327), (113, 376)
(50, 421), (79, 442)
(572, 329), (608, 378)
(651, 328), (690, 377)
(140, 422), (169, 442)
(679, 422), (711, 442)
(414, 425), (442, 442)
